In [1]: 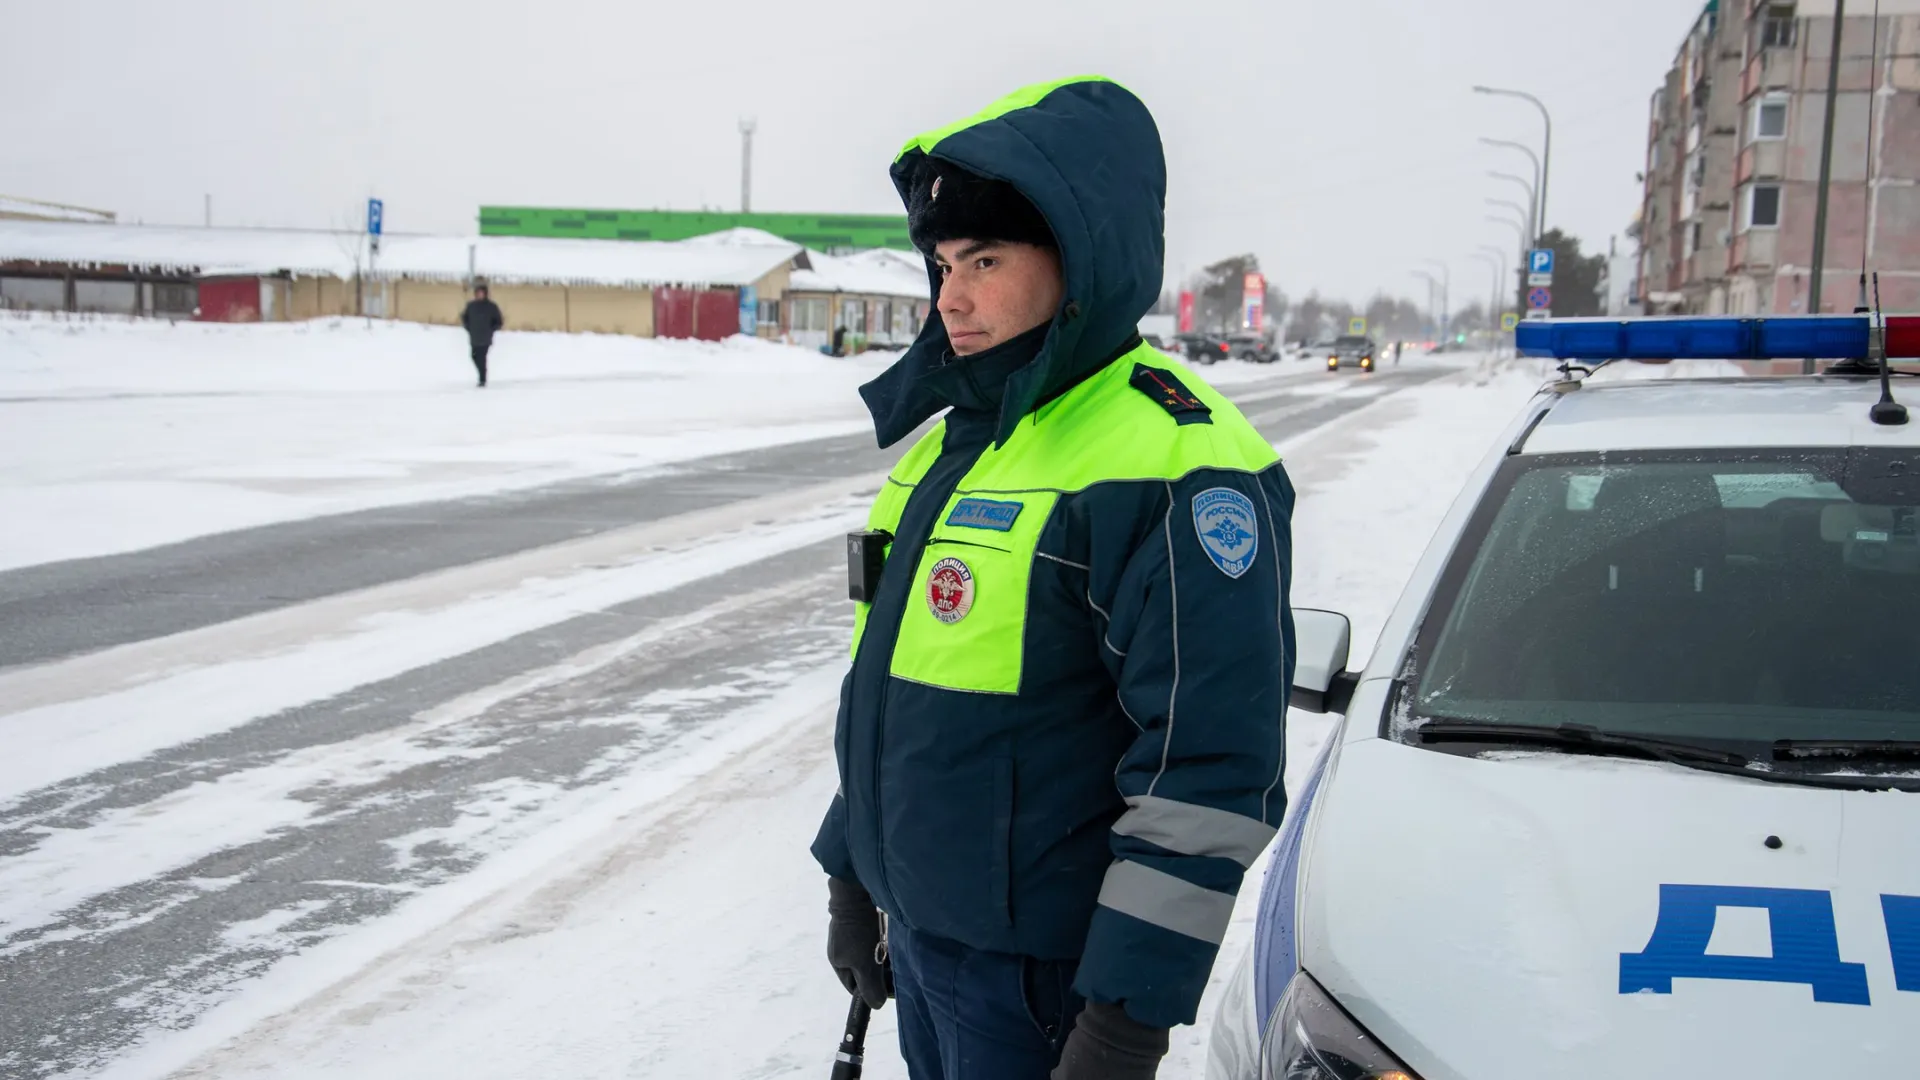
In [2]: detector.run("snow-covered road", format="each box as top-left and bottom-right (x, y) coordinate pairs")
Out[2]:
(0, 318), (1518, 1079)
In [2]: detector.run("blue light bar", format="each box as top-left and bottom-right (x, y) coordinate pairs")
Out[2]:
(1515, 316), (1870, 362)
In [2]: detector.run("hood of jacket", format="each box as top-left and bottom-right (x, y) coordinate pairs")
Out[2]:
(860, 76), (1168, 448)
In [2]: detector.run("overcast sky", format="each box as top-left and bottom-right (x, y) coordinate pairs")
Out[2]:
(3, 0), (1704, 306)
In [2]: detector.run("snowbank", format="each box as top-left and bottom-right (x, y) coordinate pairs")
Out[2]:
(0, 315), (890, 570)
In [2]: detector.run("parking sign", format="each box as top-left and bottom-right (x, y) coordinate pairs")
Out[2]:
(1529, 248), (1555, 276)
(367, 198), (384, 237)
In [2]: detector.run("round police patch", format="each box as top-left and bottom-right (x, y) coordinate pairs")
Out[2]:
(1193, 487), (1260, 579)
(926, 557), (975, 624)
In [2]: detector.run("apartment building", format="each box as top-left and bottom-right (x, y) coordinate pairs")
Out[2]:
(1641, 2), (1750, 313)
(1639, 0), (1920, 315)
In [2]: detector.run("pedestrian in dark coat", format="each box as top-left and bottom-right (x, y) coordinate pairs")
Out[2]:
(460, 285), (503, 387)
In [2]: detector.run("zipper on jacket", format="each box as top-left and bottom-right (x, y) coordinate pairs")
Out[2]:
(865, 428), (991, 914)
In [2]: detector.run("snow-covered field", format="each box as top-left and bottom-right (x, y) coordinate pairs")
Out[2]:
(57, 359), (1550, 1080)
(0, 314), (890, 571)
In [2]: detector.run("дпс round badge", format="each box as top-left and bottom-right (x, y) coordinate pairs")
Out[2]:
(926, 557), (975, 623)
(1193, 488), (1259, 579)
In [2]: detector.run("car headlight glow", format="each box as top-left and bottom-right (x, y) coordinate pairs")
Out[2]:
(1262, 971), (1421, 1080)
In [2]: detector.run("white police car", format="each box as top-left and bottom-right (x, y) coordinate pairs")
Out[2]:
(1208, 314), (1920, 1079)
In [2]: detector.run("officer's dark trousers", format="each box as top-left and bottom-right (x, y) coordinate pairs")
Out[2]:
(470, 342), (490, 385)
(889, 921), (1084, 1080)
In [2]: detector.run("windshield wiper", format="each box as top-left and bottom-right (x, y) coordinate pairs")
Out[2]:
(1772, 739), (1920, 762)
(1417, 721), (1751, 770)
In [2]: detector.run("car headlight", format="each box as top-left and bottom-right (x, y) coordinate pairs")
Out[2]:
(1263, 971), (1421, 1080)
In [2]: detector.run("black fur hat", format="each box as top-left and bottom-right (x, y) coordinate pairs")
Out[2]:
(906, 157), (1056, 256)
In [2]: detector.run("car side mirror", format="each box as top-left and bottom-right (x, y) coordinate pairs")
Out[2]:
(1291, 608), (1359, 714)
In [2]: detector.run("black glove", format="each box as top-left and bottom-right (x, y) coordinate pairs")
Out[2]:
(826, 877), (890, 1010)
(1052, 1001), (1169, 1080)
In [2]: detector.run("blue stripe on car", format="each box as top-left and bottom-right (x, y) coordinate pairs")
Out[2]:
(1253, 732), (1338, 1022)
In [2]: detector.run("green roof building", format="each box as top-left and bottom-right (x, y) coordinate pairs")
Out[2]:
(478, 207), (913, 253)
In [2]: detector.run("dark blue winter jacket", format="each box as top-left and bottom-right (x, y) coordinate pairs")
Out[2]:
(812, 76), (1295, 1031)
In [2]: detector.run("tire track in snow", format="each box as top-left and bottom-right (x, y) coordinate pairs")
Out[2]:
(0, 546), (850, 1080)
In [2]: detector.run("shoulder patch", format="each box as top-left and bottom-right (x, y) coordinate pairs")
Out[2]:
(1129, 363), (1213, 426)
(1193, 487), (1259, 578)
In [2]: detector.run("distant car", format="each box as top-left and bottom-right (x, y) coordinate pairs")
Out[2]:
(1179, 332), (1233, 365)
(1326, 335), (1376, 372)
(1227, 333), (1278, 363)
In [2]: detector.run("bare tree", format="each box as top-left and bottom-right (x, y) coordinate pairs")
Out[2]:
(326, 205), (371, 319)
(1291, 293), (1326, 342)
(1188, 254), (1262, 333)
(1264, 285), (1289, 334)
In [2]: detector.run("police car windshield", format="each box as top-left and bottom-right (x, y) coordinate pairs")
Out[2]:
(1409, 448), (1920, 774)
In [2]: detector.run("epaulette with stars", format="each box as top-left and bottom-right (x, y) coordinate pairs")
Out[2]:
(1128, 363), (1213, 426)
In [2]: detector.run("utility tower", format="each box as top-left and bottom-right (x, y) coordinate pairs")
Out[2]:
(739, 119), (757, 214)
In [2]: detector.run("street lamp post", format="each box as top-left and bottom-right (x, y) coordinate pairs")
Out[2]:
(1805, 0), (1850, 372)
(1486, 197), (1531, 225)
(1411, 271), (1440, 341)
(1487, 214), (1527, 245)
(1487, 200), (1531, 265)
(1421, 260), (1452, 341)
(1474, 85), (1553, 233)
(1479, 138), (1542, 245)
(1487, 215), (1528, 318)
(1477, 243), (1510, 339)
(1488, 171), (1537, 247)
(1470, 252), (1502, 355)
(1487, 197), (1534, 281)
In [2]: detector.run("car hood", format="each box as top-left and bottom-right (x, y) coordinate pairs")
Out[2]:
(1299, 738), (1920, 1080)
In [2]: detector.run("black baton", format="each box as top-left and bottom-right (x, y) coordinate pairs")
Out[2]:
(830, 995), (871, 1079)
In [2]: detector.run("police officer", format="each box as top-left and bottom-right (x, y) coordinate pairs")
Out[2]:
(815, 77), (1295, 1080)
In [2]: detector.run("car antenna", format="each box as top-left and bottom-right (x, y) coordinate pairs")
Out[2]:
(1852, 0), (1907, 425)
(1870, 271), (1908, 426)
(1828, 0), (1906, 422)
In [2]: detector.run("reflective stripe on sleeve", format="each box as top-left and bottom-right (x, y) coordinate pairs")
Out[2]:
(1095, 860), (1237, 945)
(1112, 795), (1277, 869)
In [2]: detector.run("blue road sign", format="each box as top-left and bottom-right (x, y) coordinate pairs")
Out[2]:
(1529, 248), (1555, 275)
(1527, 286), (1553, 310)
(367, 198), (384, 237)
